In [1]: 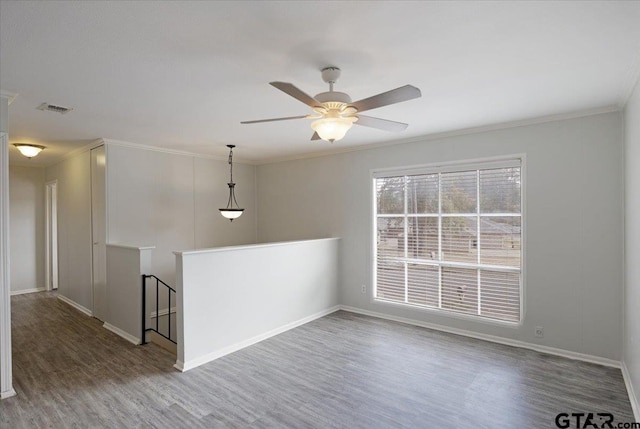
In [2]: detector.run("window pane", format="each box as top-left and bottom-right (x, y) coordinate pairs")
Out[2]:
(376, 177), (404, 214)
(373, 160), (522, 324)
(376, 216), (406, 302)
(377, 217), (405, 260)
(407, 174), (438, 214)
(408, 264), (439, 307)
(441, 267), (478, 315)
(479, 216), (521, 268)
(441, 171), (477, 213)
(441, 217), (477, 263)
(480, 168), (521, 213)
(480, 271), (520, 322)
(407, 217), (438, 260)
(376, 260), (405, 302)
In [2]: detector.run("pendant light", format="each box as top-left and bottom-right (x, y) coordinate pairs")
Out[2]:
(14, 143), (45, 158)
(219, 145), (244, 221)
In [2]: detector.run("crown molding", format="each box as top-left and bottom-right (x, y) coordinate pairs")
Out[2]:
(0, 91), (18, 105)
(255, 105), (621, 166)
(43, 139), (105, 168)
(620, 46), (640, 108)
(19, 105), (623, 169)
(101, 138), (256, 165)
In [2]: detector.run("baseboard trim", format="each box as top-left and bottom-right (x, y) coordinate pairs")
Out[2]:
(339, 306), (621, 369)
(57, 294), (93, 317)
(103, 322), (140, 345)
(622, 360), (640, 422)
(176, 305), (341, 372)
(0, 388), (16, 399)
(10, 287), (45, 296)
(174, 360), (185, 372)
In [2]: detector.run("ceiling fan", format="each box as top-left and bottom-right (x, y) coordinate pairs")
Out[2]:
(241, 67), (422, 143)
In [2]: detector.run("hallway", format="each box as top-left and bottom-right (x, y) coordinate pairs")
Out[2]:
(2, 292), (177, 427)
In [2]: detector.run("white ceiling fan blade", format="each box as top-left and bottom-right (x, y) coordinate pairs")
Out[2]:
(270, 82), (323, 108)
(350, 85), (421, 113)
(355, 115), (409, 132)
(241, 115), (308, 124)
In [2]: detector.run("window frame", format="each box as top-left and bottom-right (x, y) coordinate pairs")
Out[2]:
(370, 155), (526, 327)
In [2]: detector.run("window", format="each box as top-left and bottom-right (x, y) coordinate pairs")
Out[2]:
(373, 159), (522, 323)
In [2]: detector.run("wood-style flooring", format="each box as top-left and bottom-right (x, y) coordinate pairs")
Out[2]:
(0, 291), (635, 428)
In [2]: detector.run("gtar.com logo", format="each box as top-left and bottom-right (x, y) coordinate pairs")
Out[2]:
(555, 412), (639, 428)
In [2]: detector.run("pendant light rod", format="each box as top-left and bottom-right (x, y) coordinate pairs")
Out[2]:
(219, 144), (244, 222)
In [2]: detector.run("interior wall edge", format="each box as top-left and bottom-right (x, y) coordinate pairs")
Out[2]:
(622, 360), (640, 421)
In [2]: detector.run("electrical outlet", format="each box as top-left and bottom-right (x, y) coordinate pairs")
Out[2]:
(361, 284), (366, 294)
(534, 326), (544, 338)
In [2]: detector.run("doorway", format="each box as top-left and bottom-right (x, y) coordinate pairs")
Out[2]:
(91, 145), (106, 321)
(45, 180), (58, 291)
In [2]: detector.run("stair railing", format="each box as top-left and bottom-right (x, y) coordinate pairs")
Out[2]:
(141, 274), (177, 345)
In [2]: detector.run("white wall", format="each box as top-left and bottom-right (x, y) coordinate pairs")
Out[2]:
(105, 244), (154, 344)
(8, 166), (45, 293)
(106, 144), (257, 285)
(624, 75), (640, 417)
(257, 112), (624, 361)
(45, 151), (93, 310)
(175, 238), (340, 371)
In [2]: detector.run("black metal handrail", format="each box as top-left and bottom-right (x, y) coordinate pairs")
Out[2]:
(142, 274), (177, 345)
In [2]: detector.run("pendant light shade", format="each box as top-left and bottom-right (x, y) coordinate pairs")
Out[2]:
(14, 143), (45, 158)
(219, 145), (244, 221)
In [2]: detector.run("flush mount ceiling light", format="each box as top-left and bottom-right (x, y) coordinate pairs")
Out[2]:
(241, 67), (421, 142)
(13, 143), (45, 158)
(219, 145), (244, 221)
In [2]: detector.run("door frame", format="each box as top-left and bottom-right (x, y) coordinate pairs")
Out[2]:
(0, 131), (16, 399)
(45, 180), (58, 291)
(90, 145), (106, 321)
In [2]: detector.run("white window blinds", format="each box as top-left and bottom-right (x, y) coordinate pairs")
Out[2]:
(374, 160), (522, 323)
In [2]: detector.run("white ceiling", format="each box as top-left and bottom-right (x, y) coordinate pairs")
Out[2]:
(2, 1), (640, 165)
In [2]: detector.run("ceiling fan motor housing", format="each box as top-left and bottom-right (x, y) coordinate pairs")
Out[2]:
(321, 66), (341, 84)
(314, 91), (352, 105)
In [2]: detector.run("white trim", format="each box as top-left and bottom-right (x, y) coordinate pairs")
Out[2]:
(150, 306), (176, 319)
(106, 243), (155, 251)
(174, 237), (339, 256)
(371, 156), (525, 326)
(0, 388), (16, 399)
(339, 306), (621, 369)
(103, 322), (140, 345)
(622, 360), (640, 422)
(0, 90), (18, 105)
(0, 130), (14, 399)
(10, 287), (45, 296)
(44, 179), (58, 291)
(255, 106), (619, 166)
(103, 138), (255, 165)
(372, 156), (522, 178)
(57, 294), (93, 317)
(43, 139), (105, 168)
(620, 47), (640, 108)
(175, 305), (341, 372)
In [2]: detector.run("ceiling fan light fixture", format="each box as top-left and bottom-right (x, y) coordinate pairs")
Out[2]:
(311, 116), (357, 143)
(13, 143), (45, 158)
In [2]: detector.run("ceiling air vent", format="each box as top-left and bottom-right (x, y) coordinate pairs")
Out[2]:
(37, 102), (73, 114)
